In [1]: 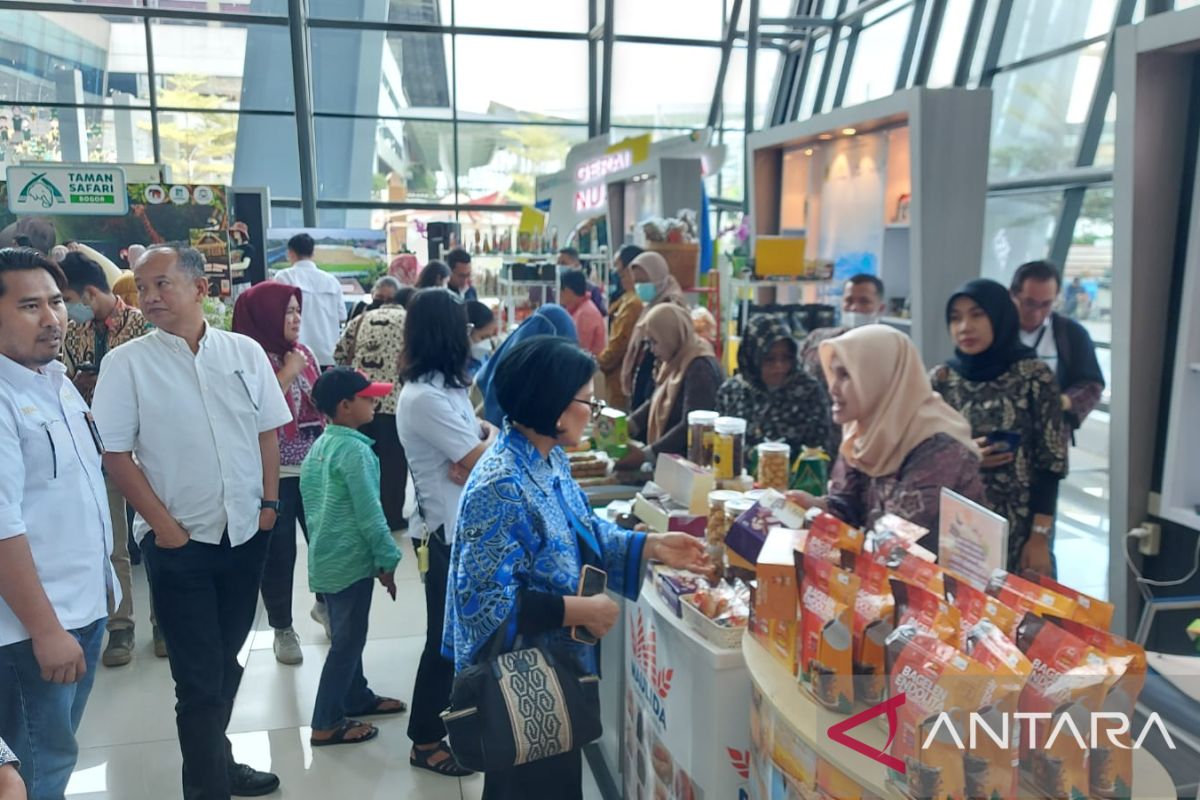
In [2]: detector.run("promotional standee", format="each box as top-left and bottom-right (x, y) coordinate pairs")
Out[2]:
(622, 584), (751, 800)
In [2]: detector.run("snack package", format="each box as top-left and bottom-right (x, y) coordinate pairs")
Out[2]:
(808, 512), (865, 554)
(725, 488), (807, 565)
(1029, 573), (1115, 631)
(1045, 616), (1146, 799)
(795, 552), (860, 712)
(986, 569), (1079, 629)
(886, 625), (984, 800)
(772, 715), (818, 799)
(754, 528), (807, 672)
(593, 406), (629, 459)
(852, 554), (895, 705)
(944, 572), (1019, 649)
(891, 578), (961, 645)
(872, 513), (932, 550)
(1015, 613), (1111, 800)
(653, 566), (706, 618)
(876, 540), (945, 595)
(791, 445), (830, 496)
(687, 578), (751, 627)
(964, 619), (1031, 800)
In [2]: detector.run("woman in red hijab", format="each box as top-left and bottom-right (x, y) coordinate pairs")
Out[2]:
(233, 281), (326, 665)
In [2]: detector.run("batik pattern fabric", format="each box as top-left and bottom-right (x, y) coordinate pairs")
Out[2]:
(334, 305), (406, 414)
(930, 359), (1068, 567)
(444, 426), (647, 673)
(265, 344), (324, 466)
(62, 299), (153, 403)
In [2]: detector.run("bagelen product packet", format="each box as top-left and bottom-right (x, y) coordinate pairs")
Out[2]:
(986, 570), (1079, 634)
(1044, 616), (1145, 799)
(872, 513), (931, 550)
(794, 552), (860, 712)
(886, 624), (987, 800)
(1030, 573), (1115, 631)
(945, 572), (1019, 650)
(964, 619), (1031, 800)
(1014, 613), (1111, 800)
(808, 512), (865, 554)
(848, 552), (894, 706)
(880, 545), (946, 596)
(891, 578), (961, 646)
(752, 527), (807, 673)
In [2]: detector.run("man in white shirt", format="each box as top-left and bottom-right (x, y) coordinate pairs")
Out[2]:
(0, 248), (116, 800)
(92, 245), (292, 800)
(271, 233), (347, 367)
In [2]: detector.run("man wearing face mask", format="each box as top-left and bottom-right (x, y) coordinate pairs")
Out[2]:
(800, 274), (887, 395)
(59, 251), (155, 669)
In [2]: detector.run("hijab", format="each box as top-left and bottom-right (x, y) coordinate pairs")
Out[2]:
(944, 278), (1038, 382)
(642, 304), (716, 443)
(819, 325), (976, 477)
(620, 251), (688, 395)
(232, 281), (322, 438)
(476, 304), (578, 427)
(232, 281), (300, 356)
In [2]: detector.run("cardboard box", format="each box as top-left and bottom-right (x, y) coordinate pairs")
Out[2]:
(633, 492), (705, 535)
(653, 453), (715, 516)
(725, 489), (807, 565)
(754, 235), (807, 278)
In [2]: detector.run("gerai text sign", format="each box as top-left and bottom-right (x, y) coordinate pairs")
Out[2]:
(7, 165), (129, 216)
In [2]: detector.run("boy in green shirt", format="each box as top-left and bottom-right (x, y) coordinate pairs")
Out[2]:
(303, 368), (405, 746)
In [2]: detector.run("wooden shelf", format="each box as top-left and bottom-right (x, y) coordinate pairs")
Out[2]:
(743, 634), (1177, 800)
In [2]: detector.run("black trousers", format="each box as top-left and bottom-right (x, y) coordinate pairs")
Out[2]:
(407, 528), (454, 745)
(483, 749), (583, 800)
(143, 530), (270, 800)
(362, 412), (408, 532)
(259, 477), (313, 629)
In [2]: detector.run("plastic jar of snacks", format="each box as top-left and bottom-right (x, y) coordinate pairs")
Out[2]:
(706, 490), (744, 545)
(757, 441), (792, 491)
(687, 410), (720, 467)
(713, 416), (747, 479)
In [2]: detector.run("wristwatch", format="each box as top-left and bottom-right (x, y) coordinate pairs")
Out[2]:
(1032, 523), (1052, 538)
(260, 500), (280, 511)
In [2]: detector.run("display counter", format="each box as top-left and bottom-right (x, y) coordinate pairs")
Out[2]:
(619, 578), (752, 800)
(742, 634), (1178, 800)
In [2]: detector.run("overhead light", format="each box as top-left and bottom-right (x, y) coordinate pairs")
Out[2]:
(804, 148), (813, 156)
(841, 127), (857, 136)
(817, 133), (833, 140)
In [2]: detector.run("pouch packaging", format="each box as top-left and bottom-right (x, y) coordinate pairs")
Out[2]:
(794, 552), (859, 712)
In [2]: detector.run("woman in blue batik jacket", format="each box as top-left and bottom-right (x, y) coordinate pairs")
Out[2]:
(445, 335), (710, 800)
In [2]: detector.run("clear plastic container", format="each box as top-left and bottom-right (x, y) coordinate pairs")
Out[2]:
(706, 490), (744, 545)
(757, 441), (792, 492)
(712, 416), (747, 480)
(687, 410), (720, 467)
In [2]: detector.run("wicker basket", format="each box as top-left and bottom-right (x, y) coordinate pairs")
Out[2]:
(646, 241), (700, 289)
(680, 594), (745, 649)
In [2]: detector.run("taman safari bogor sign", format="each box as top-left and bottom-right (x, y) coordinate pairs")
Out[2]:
(6, 165), (129, 216)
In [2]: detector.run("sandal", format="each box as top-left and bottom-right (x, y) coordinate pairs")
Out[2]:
(347, 696), (407, 717)
(310, 719), (378, 747)
(409, 741), (473, 777)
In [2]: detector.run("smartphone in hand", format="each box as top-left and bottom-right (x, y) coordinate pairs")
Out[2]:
(571, 565), (608, 645)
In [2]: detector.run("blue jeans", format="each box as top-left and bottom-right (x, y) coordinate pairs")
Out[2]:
(311, 577), (378, 731)
(0, 618), (105, 800)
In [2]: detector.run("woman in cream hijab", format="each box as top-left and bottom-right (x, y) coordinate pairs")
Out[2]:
(619, 251), (687, 410)
(788, 325), (983, 553)
(619, 303), (722, 469)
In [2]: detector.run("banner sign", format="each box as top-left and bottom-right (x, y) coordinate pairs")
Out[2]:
(7, 165), (129, 216)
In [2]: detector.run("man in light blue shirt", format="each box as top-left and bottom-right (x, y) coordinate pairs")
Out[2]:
(0, 248), (116, 800)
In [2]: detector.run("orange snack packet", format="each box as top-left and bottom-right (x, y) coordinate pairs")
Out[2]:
(986, 569), (1078, 628)
(1029, 573), (1115, 631)
(891, 578), (961, 646)
(1045, 616), (1145, 799)
(881, 546), (945, 595)
(945, 572), (1019, 648)
(809, 511), (866, 554)
(1014, 613), (1110, 800)
(885, 625), (985, 800)
(794, 552), (859, 712)
(964, 619), (1030, 800)
(851, 553), (894, 706)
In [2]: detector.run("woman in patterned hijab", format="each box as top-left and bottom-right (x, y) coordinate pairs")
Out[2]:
(717, 314), (831, 454)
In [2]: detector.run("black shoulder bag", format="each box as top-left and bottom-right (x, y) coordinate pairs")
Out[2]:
(440, 479), (605, 772)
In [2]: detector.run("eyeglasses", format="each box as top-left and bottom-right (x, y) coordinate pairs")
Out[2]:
(572, 397), (607, 422)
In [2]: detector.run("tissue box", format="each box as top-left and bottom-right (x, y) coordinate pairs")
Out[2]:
(653, 453), (714, 516)
(725, 489), (807, 565)
(632, 491), (705, 535)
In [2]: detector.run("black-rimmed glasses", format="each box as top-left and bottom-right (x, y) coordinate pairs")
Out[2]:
(572, 397), (607, 422)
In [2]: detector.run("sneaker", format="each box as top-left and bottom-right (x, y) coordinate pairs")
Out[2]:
(152, 625), (168, 659)
(102, 629), (134, 667)
(228, 762), (280, 797)
(273, 627), (303, 665)
(310, 601), (332, 640)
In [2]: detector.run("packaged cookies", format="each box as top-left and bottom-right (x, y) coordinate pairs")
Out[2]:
(987, 570), (1079, 628)
(945, 572), (1019, 648)
(963, 619), (1030, 800)
(795, 552), (860, 712)
(1028, 573), (1115, 631)
(892, 578), (960, 645)
(756, 441), (791, 492)
(852, 554), (894, 706)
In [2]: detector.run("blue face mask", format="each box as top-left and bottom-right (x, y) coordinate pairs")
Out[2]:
(634, 282), (657, 303)
(67, 302), (94, 324)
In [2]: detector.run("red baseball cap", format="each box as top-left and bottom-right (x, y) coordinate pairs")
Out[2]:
(313, 367), (393, 415)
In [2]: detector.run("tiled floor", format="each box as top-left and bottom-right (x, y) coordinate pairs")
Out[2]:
(67, 531), (604, 799)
